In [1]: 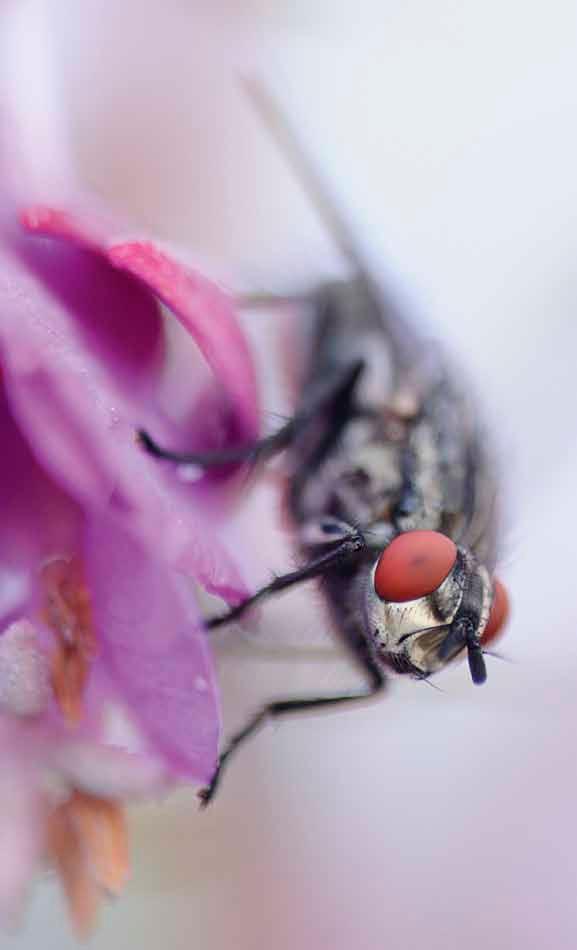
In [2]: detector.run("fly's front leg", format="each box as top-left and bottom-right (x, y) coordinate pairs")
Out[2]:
(199, 641), (386, 807)
(205, 524), (367, 629)
(137, 416), (297, 467)
(137, 359), (365, 468)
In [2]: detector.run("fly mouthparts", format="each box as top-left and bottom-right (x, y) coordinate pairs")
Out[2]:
(438, 620), (487, 685)
(467, 645), (487, 685)
(437, 624), (465, 662)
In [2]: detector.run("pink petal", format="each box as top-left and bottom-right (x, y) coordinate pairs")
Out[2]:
(110, 240), (259, 441)
(21, 205), (259, 443)
(0, 378), (81, 622)
(0, 779), (44, 928)
(14, 220), (165, 393)
(84, 515), (220, 782)
(0, 720), (46, 927)
(0, 244), (250, 601)
(54, 741), (169, 800)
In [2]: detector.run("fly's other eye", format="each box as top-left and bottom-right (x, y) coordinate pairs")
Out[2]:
(374, 530), (457, 603)
(482, 578), (509, 645)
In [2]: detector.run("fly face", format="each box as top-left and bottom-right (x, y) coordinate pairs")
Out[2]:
(364, 530), (508, 683)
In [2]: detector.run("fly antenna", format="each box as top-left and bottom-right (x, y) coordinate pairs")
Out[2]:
(241, 76), (364, 274)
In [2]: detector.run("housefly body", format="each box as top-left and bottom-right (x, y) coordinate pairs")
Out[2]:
(138, 83), (510, 804)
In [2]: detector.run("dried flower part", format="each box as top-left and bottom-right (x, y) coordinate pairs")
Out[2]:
(47, 800), (99, 938)
(47, 789), (128, 938)
(70, 792), (128, 896)
(41, 558), (96, 724)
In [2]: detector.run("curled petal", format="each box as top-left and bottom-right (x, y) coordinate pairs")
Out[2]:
(16, 207), (164, 393)
(0, 245), (250, 601)
(109, 240), (259, 441)
(21, 205), (259, 442)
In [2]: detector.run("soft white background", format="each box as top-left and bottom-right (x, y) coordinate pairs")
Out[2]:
(6, 1), (577, 947)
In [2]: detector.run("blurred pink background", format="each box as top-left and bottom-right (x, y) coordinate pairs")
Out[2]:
(7, 1), (577, 947)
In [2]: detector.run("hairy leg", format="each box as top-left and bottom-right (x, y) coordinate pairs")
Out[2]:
(206, 526), (366, 629)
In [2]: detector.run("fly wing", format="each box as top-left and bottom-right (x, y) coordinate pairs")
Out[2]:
(458, 429), (500, 571)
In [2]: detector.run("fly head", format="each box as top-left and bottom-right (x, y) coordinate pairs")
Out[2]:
(364, 530), (509, 684)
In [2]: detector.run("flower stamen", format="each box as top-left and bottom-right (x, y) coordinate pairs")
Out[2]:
(41, 559), (96, 724)
(47, 790), (128, 937)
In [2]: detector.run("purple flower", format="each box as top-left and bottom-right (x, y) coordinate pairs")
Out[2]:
(1, 201), (258, 595)
(0, 162), (260, 776)
(0, 0), (260, 930)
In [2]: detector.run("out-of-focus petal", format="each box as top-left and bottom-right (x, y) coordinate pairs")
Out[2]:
(54, 742), (169, 800)
(0, 245), (250, 601)
(13, 219), (165, 394)
(0, 778), (45, 928)
(84, 516), (220, 782)
(109, 240), (259, 441)
(1, 0), (259, 601)
(0, 380), (81, 621)
(0, 721), (45, 927)
(0, 0), (74, 211)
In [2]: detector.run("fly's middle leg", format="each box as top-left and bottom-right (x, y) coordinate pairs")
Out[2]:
(199, 641), (386, 807)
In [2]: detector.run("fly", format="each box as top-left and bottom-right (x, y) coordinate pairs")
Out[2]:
(138, 81), (510, 804)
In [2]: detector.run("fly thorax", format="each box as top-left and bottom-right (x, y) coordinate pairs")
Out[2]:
(352, 331), (395, 406)
(393, 421), (445, 533)
(334, 443), (404, 525)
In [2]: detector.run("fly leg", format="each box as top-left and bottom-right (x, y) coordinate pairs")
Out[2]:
(137, 416), (297, 467)
(206, 526), (367, 629)
(199, 640), (386, 806)
(137, 358), (365, 468)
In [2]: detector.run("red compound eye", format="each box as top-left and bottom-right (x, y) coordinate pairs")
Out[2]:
(482, 578), (510, 646)
(374, 530), (457, 603)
